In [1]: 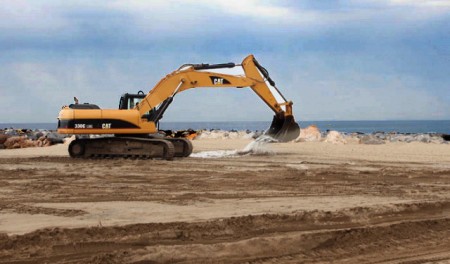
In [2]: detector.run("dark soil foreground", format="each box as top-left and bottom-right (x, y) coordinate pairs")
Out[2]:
(0, 146), (449, 263)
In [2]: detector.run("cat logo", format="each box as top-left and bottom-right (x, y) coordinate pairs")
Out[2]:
(102, 123), (112, 129)
(210, 76), (231, 85)
(213, 78), (224, 85)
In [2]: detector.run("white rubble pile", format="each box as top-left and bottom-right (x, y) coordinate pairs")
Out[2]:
(293, 126), (448, 145)
(191, 135), (275, 158)
(295, 125), (321, 142)
(195, 130), (259, 140)
(324, 131), (347, 144)
(347, 132), (447, 144)
(1, 126), (448, 151)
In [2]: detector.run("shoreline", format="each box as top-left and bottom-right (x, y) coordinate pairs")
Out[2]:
(1, 127), (449, 152)
(1, 136), (450, 165)
(2, 119), (450, 134)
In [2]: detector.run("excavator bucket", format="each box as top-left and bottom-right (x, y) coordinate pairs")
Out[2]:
(265, 114), (300, 142)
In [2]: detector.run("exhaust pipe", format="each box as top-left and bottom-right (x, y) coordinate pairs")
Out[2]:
(265, 113), (300, 142)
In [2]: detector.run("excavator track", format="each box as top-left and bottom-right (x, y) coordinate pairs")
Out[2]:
(68, 137), (175, 160)
(165, 138), (193, 157)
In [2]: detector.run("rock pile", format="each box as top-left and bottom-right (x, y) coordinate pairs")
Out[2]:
(295, 125), (321, 142)
(195, 129), (262, 140)
(1, 126), (448, 150)
(0, 128), (66, 149)
(359, 135), (385, 145)
(349, 132), (447, 144)
(324, 131), (347, 144)
(292, 127), (448, 145)
(179, 128), (448, 144)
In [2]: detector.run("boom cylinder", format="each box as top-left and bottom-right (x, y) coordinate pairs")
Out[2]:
(193, 63), (236, 70)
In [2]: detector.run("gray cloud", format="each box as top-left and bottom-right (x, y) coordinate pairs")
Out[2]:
(0, 1), (449, 123)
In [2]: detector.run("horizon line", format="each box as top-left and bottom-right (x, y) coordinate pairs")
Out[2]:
(1, 119), (450, 124)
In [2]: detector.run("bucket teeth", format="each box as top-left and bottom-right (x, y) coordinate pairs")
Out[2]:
(265, 114), (300, 142)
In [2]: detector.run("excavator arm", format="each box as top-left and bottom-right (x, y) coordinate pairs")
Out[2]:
(57, 54), (300, 156)
(134, 55), (299, 141)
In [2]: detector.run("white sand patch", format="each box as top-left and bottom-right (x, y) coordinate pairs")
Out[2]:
(191, 135), (275, 158)
(190, 150), (238, 158)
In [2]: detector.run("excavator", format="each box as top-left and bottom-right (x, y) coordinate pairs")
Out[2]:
(57, 55), (300, 160)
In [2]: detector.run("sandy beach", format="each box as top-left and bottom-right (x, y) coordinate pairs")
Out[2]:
(0, 139), (449, 263)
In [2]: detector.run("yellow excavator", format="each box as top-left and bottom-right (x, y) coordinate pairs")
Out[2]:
(57, 55), (300, 159)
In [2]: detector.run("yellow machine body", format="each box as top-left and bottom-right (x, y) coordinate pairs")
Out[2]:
(58, 108), (156, 135)
(58, 55), (300, 146)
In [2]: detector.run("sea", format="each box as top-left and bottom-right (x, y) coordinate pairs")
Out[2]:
(1, 120), (449, 134)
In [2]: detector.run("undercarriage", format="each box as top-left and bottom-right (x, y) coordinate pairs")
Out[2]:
(68, 136), (192, 160)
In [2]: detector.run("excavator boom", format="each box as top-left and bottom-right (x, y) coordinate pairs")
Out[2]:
(57, 55), (300, 159)
(131, 55), (299, 141)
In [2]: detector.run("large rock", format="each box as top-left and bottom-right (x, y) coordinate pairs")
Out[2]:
(198, 130), (218, 139)
(45, 132), (65, 144)
(430, 136), (445, 144)
(373, 132), (387, 140)
(345, 135), (361, 144)
(360, 135), (385, 145)
(388, 134), (414, 143)
(295, 125), (321, 142)
(414, 134), (431, 143)
(25, 131), (44, 141)
(324, 130), (347, 144)
(4, 129), (19, 136)
(37, 136), (52, 147)
(0, 134), (9, 145)
(3, 136), (37, 149)
(4, 136), (23, 149)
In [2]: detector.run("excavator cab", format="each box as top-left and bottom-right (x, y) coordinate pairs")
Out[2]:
(119, 91), (157, 122)
(118, 90), (146, 110)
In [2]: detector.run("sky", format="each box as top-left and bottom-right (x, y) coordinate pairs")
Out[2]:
(0, 0), (449, 123)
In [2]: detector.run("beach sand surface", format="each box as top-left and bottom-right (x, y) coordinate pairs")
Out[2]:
(0, 139), (449, 263)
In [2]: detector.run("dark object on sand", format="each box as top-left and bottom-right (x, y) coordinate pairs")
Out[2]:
(442, 134), (450, 141)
